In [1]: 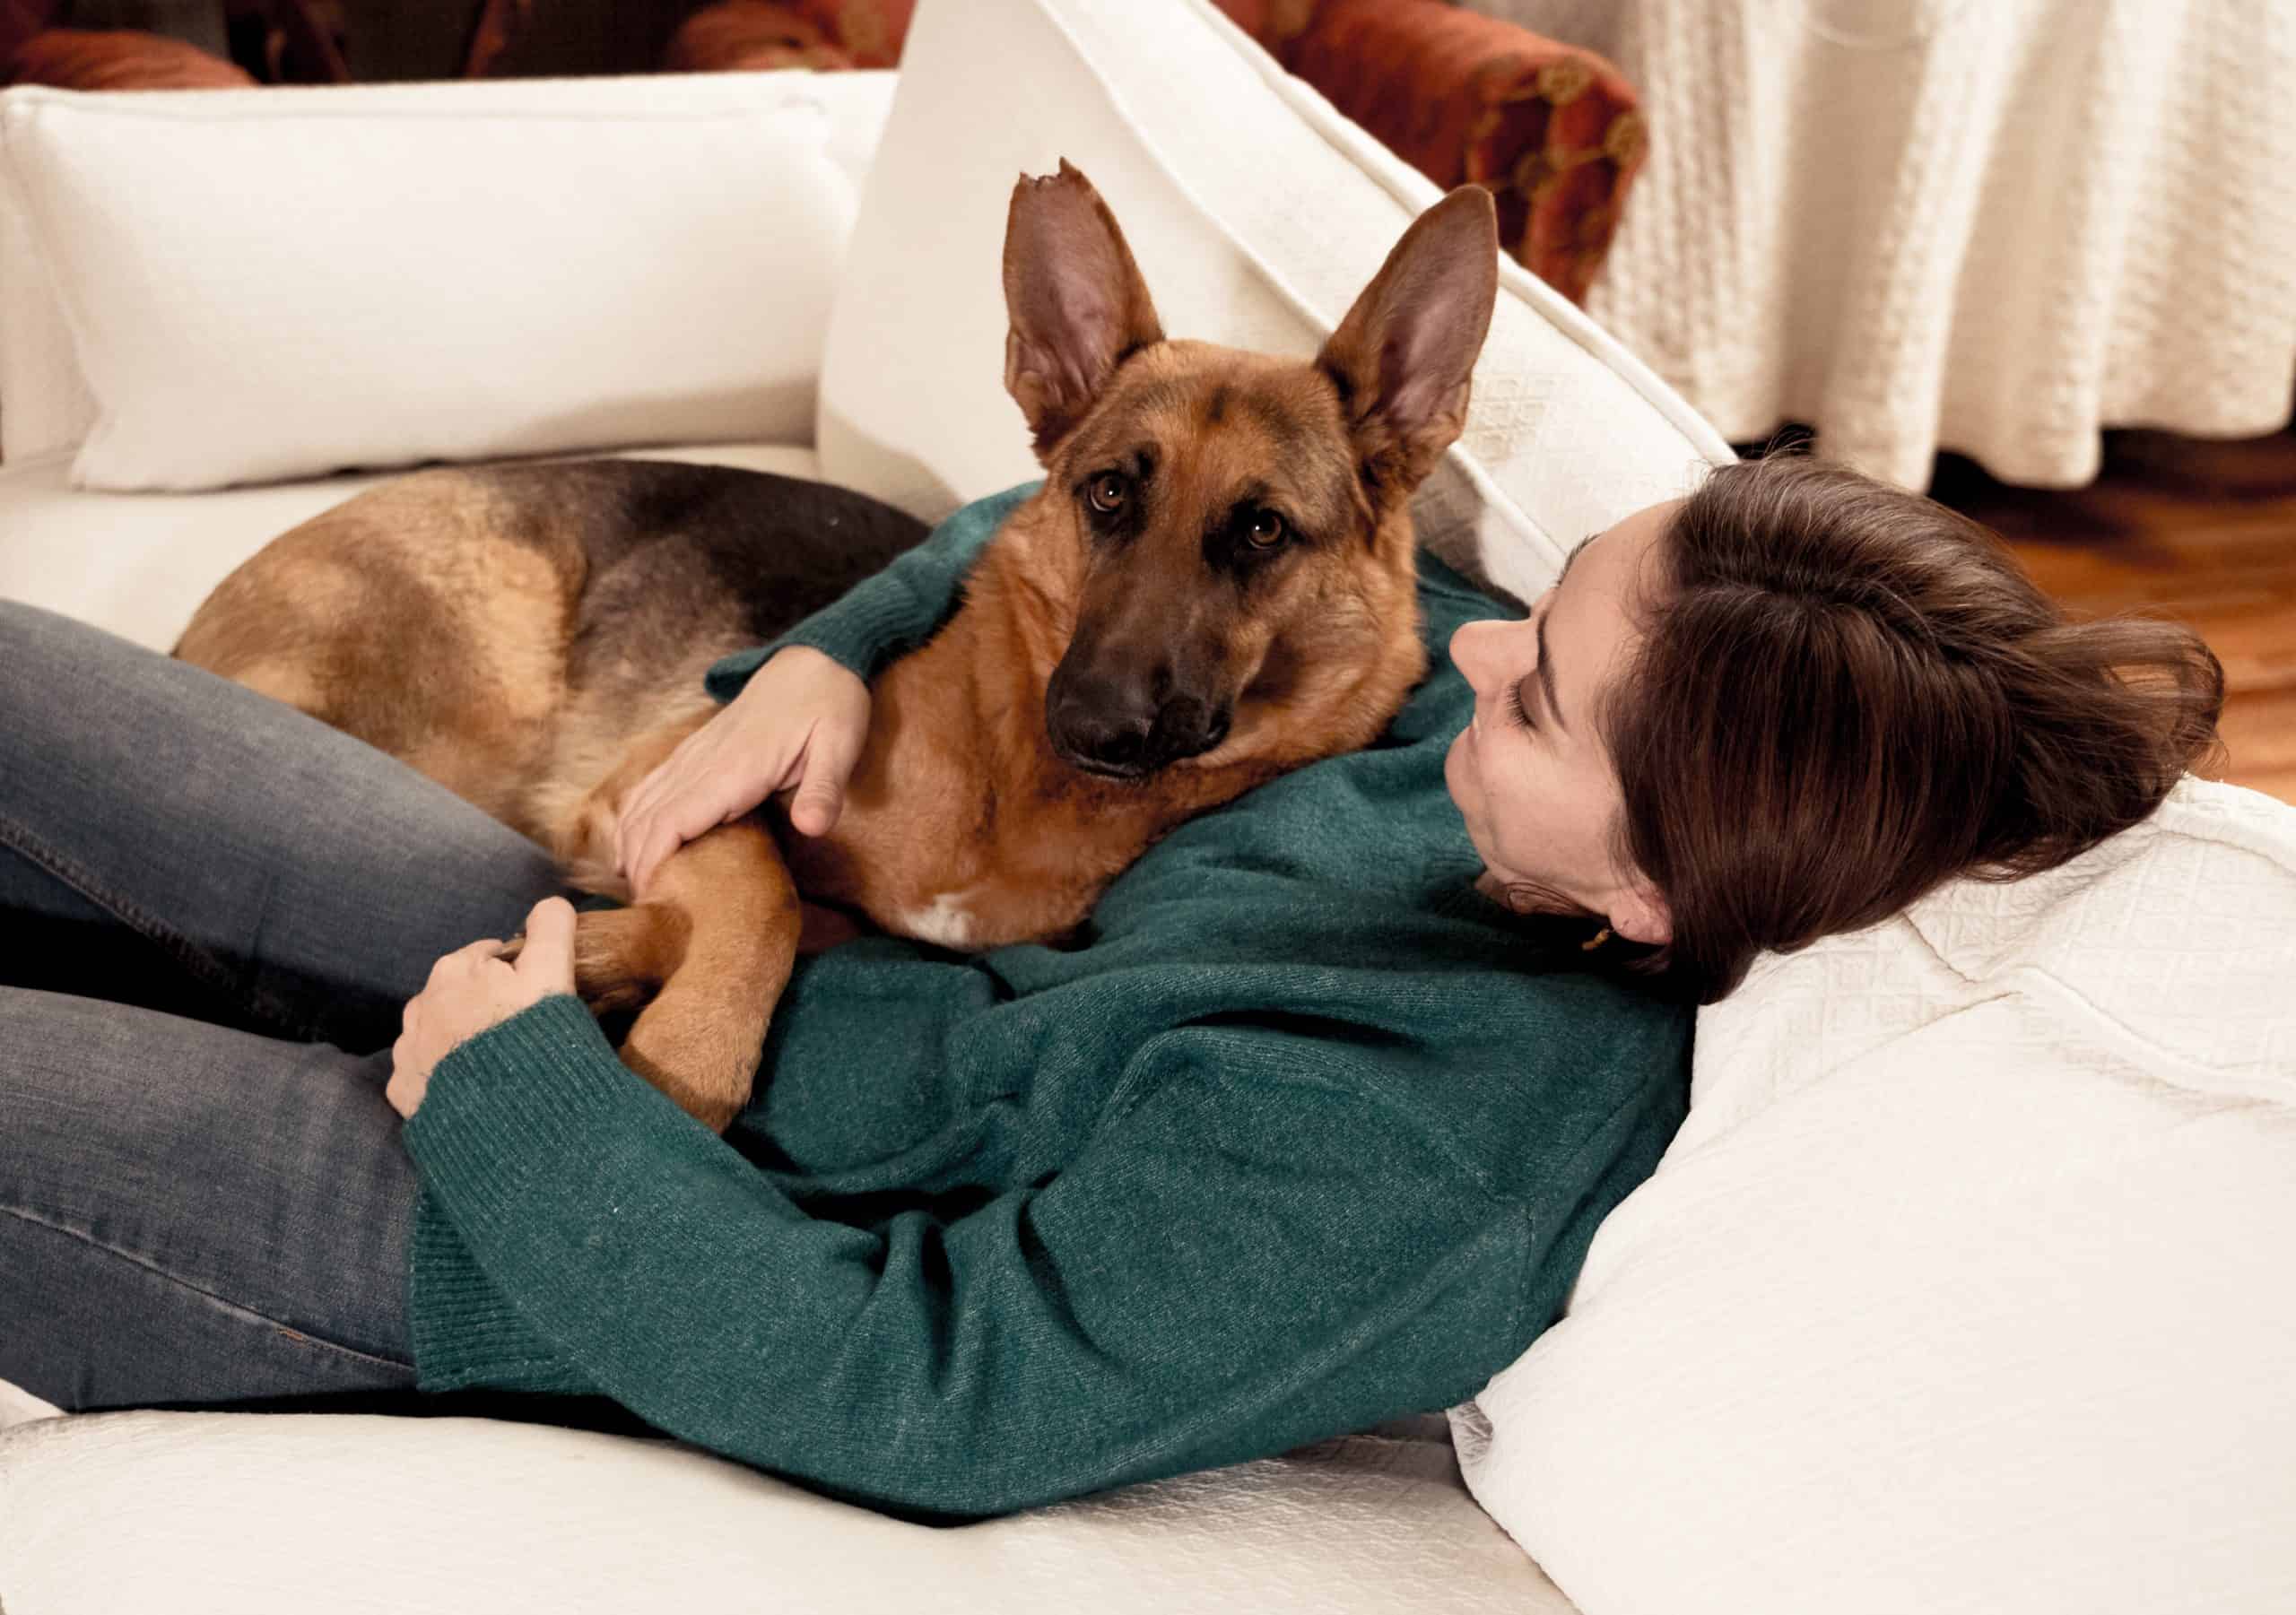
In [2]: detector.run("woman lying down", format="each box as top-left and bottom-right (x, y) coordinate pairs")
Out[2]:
(0, 451), (2218, 1522)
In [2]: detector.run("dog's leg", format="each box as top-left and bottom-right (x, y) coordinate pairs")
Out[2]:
(528, 716), (801, 1132)
(503, 902), (691, 1012)
(610, 821), (800, 1132)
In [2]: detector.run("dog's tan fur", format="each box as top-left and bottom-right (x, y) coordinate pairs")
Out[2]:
(176, 163), (1498, 1131)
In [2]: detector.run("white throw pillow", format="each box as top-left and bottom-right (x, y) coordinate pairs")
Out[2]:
(0, 84), (854, 491)
(1451, 779), (2296, 1615)
(813, 0), (1734, 607)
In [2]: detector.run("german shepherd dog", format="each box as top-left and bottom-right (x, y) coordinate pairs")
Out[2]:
(176, 162), (1499, 1131)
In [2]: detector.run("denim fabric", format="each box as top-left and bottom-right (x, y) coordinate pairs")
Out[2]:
(0, 601), (572, 1410)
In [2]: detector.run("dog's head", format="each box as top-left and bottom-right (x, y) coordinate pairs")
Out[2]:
(1004, 161), (1499, 780)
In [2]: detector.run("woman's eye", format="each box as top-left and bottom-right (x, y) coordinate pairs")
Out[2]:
(1246, 508), (1286, 548)
(1088, 473), (1128, 513)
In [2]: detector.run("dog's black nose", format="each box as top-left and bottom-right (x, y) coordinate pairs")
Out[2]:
(1048, 668), (1231, 777)
(1048, 670), (1158, 777)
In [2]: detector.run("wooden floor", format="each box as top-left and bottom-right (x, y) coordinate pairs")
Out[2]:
(1934, 428), (2296, 805)
(1749, 426), (2296, 805)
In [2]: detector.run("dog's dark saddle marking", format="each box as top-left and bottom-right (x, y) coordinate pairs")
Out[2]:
(479, 460), (935, 690)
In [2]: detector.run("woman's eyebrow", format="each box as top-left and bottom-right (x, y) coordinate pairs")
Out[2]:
(1530, 530), (1597, 732)
(1535, 611), (1565, 732)
(1558, 528), (1600, 584)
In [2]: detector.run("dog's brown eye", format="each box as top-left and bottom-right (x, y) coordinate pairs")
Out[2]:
(1088, 473), (1128, 513)
(1246, 508), (1285, 548)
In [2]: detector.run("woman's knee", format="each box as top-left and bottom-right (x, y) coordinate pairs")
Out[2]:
(0, 987), (420, 1395)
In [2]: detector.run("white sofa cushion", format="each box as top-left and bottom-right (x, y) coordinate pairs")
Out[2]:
(813, 0), (1734, 608)
(1451, 777), (2296, 1615)
(0, 1406), (1579, 1615)
(0, 442), (822, 652)
(0, 80), (857, 491)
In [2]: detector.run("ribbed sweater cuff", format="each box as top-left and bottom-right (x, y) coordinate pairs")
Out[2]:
(405, 1194), (593, 1394)
(400, 994), (659, 1393)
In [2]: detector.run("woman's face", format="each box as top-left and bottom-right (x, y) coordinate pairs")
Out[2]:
(1443, 499), (1679, 944)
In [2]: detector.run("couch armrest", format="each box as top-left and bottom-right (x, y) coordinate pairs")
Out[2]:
(1247, 0), (1648, 306)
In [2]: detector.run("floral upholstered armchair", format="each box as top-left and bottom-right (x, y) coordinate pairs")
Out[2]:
(1211, 0), (1646, 304)
(665, 0), (1649, 303)
(2, 0), (1644, 305)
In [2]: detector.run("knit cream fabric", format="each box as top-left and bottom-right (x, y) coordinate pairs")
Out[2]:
(1476, 0), (2296, 489)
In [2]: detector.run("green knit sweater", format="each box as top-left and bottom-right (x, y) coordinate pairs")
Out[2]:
(401, 482), (1692, 1523)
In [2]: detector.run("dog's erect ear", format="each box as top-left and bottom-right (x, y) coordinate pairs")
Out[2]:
(1317, 186), (1500, 511)
(1004, 160), (1165, 459)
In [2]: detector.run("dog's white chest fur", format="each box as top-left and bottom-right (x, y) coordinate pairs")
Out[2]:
(900, 891), (978, 951)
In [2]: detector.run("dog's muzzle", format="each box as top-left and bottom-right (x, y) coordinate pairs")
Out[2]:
(1046, 664), (1232, 779)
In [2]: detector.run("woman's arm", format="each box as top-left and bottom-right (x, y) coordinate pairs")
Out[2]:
(616, 480), (1041, 891)
(399, 993), (1662, 1522)
(703, 481), (1041, 702)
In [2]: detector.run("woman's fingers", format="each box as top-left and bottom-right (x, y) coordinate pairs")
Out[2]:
(611, 648), (872, 887)
(429, 935), (505, 983)
(787, 724), (859, 838)
(614, 759), (673, 881)
(514, 897), (578, 994)
(627, 817), (683, 904)
(630, 731), (804, 896)
(618, 725), (717, 865)
(610, 742), (689, 872)
(617, 741), (713, 891)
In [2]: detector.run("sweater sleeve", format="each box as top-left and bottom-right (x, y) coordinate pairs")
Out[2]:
(398, 993), (1641, 1522)
(702, 481), (1041, 704)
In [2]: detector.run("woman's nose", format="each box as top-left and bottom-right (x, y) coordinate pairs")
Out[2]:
(1449, 620), (1500, 693)
(1449, 617), (1525, 698)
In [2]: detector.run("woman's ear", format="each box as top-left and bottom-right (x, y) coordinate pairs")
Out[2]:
(1610, 877), (1673, 948)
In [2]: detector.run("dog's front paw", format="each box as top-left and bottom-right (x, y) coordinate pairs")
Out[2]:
(500, 905), (691, 1014)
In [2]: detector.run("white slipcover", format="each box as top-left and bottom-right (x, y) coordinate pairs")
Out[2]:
(5, 4), (2292, 1613)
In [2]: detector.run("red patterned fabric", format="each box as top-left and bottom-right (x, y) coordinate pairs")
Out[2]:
(7, 25), (253, 89)
(0, 1), (54, 74)
(665, 3), (855, 74)
(783, 0), (912, 69)
(668, 0), (1640, 303)
(0, 0), (1636, 304)
(1224, 0), (1645, 304)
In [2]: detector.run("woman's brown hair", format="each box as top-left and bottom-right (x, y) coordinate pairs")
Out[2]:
(1597, 451), (2225, 1004)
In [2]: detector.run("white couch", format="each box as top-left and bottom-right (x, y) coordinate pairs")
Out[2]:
(4, 3), (2292, 1612)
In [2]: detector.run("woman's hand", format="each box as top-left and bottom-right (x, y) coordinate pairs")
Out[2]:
(614, 647), (871, 901)
(387, 897), (578, 1120)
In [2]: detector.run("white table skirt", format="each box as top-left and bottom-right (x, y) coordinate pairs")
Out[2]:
(1479, 0), (2296, 489)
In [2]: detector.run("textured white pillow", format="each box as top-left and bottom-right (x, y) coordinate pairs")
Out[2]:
(0, 84), (854, 491)
(1451, 779), (2296, 1615)
(814, 0), (1733, 607)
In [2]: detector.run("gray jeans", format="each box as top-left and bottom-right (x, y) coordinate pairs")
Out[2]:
(0, 600), (573, 1411)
